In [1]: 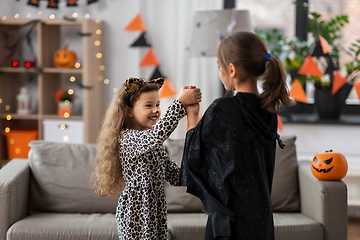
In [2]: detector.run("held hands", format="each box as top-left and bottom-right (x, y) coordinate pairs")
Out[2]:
(179, 86), (201, 131)
(177, 86), (202, 106)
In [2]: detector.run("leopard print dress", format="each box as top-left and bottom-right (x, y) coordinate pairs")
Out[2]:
(116, 100), (186, 240)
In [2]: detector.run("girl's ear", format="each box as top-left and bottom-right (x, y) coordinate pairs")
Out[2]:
(228, 63), (237, 78)
(127, 106), (133, 118)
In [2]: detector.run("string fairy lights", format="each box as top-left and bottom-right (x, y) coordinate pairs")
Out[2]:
(0, 16), (110, 135)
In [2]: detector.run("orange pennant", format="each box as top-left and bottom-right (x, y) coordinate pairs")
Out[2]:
(159, 79), (177, 98)
(277, 115), (283, 132)
(140, 48), (159, 67)
(289, 78), (308, 103)
(297, 54), (324, 77)
(319, 35), (332, 54)
(124, 14), (146, 31)
(354, 79), (360, 100)
(331, 70), (348, 95)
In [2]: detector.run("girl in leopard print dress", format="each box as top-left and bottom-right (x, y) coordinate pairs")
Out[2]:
(93, 77), (201, 240)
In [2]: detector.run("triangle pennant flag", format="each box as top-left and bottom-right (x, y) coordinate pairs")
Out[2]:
(130, 32), (151, 47)
(124, 14), (146, 31)
(331, 70), (348, 95)
(289, 78), (308, 103)
(354, 79), (360, 100)
(319, 35), (332, 54)
(325, 55), (338, 74)
(150, 66), (166, 79)
(309, 42), (326, 57)
(298, 54), (324, 77)
(277, 115), (283, 132)
(159, 79), (177, 98)
(140, 48), (159, 67)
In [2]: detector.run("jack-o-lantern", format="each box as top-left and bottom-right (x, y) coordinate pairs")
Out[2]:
(53, 46), (77, 68)
(311, 150), (348, 180)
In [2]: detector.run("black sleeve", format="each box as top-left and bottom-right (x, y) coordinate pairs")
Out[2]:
(180, 102), (235, 238)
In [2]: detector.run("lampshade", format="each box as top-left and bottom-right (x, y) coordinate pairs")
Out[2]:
(186, 9), (253, 57)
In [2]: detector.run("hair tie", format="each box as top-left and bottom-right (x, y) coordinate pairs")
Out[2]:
(265, 53), (271, 61)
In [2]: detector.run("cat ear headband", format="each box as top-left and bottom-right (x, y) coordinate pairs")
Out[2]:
(124, 77), (164, 98)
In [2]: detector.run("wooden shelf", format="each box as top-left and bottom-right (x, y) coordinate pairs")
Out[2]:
(0, 114), (39, 120)
(0, 19), (105, 161)
(42, 68), (83, 74)
(0, 67), (39, 73)
(42, 115), (83, 120)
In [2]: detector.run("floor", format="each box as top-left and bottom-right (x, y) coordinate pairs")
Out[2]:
(348, 217), (360, 240)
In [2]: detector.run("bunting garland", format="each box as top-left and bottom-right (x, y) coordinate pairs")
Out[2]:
(25, 0), (98, 8)
(354, 79), (360, 100)
(289, 78), (308, 103)
(124, 14), (177, 98)
(293, 36), (356, 101)
(332, 70), (348, 95)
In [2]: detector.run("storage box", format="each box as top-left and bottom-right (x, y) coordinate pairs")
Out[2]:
(43, 119), (84, 144)
(3, 130), (38, 160)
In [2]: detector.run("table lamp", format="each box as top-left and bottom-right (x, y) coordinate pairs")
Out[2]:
(186, 9), (253, 57)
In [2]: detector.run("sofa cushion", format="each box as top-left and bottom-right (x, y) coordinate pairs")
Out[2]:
(28, 141), (118, 214)
(271, 135), (300, 212)
(273, 213), (323, 240)
(164, 139), (203, 213)
(6, 213), (118, 240)
(167, 213), (208, 240)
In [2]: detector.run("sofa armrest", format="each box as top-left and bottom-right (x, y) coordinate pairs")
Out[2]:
(0, 159), (30, 240)
(298, 160), (347, 240)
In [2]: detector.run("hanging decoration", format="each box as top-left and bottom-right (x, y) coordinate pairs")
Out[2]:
(289, 78), (308, 103)
(354, 79), (360, 100)
(124, 14), (177, 98)
(318, 35), (332, 54)
(48, 0), (58, 9)
(25, 0), (98, 8)
(332, 70), (348, 95)
(277, 115), (283, 132)
(130, 32), (151, 47)
(297, 54), (324, 77)
(159, 79), (177, 99)
(124, 14), (146, 32)
(67, 0), (77, 6)
(140, 48), (159, 67)
(27, 0), (39, 7)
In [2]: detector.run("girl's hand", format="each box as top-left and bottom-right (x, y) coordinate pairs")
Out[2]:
(177, 86), (202, 106)
(186, 103), (199, 115)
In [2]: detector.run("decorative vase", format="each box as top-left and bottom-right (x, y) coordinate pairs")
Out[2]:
(314, 83), (353, 120)
(57, 101), (72, 117)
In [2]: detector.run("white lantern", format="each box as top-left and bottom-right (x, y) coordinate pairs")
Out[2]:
(17, 87), (31, 114)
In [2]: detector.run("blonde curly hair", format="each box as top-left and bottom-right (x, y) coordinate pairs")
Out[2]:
(93, 82), (160, 197)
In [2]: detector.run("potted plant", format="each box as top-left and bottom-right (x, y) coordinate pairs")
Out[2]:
(54, 89), (74, 117)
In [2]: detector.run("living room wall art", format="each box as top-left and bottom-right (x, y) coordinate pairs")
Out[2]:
(124, 14), (177, 99)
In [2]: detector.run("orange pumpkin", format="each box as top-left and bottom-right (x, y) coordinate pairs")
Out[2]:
(53, 46), (77, 68)
(311, 150), (348, 180)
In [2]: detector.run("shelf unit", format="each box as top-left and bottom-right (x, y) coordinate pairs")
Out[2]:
(0, 18), (105, 161)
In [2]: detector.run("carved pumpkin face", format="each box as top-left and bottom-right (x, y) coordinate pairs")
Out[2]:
(53, 48), (77, 68)
(311, 150), (348, 180)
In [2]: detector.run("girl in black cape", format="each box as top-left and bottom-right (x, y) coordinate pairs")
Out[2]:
(181, 31), (294, 240)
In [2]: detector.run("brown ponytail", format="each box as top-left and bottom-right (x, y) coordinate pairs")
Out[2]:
(261, 56), (294, 113)
(217, 31), (294, 113)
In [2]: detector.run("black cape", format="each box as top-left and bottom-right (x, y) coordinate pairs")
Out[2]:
(180, 92), (284, 240)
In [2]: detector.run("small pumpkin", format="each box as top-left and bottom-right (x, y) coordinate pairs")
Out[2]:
(311, 150), (348, 180)
(53, 46), (77, 68)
